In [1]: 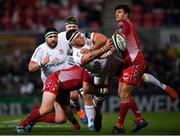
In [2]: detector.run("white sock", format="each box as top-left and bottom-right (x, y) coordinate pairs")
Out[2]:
(143, 73), (166, 90)
(84, 105), (94, 127)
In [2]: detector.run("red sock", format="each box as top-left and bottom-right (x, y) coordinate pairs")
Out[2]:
(36, 113), (55, 123)
(117, 102), (129, 128)
(128, 96), (143, 122)
(18, 109), (41, 127)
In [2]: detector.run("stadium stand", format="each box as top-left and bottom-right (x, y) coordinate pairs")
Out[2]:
(0, 0), (179, 98)
(0, 0), (104, 31)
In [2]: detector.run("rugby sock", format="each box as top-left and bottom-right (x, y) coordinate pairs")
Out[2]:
(36, 113), (55, 123)
(128, 96), (143, 122)
(117, 102), (129, 128)
(143, 73), (166, 90)
(84, 105), (95, 127)
(18, 109), (41, 127)
(143, 73), (177, 100)
(67, 109), (80, 129)
(70, 99), (81, 111)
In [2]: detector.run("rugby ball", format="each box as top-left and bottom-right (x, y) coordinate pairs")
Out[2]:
(111, 33), (127, 52)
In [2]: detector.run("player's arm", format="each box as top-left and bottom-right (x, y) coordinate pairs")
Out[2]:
(29, 49), (50, 73)
(81, 43), (112, 65)
(90, 33), (108, 51)
(100, 47), (116, 59)
(29, 55), (49, 72)
(28, 61), (40, 72)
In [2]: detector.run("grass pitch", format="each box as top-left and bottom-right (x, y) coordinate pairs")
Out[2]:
(0, 112), (180, 135)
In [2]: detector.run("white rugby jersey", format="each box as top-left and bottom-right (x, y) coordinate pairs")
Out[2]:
(72, 33), (109, 77)
(31, 31), (74, 83)
(72, 32), (123, 84)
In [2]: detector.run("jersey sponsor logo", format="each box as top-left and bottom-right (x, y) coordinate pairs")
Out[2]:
(123, 72), (130, 80)
(45, 79), (52, 89)
(59, 49), (64, 54)
(131, 64), (141, 83)
(45, 61), (65, 68)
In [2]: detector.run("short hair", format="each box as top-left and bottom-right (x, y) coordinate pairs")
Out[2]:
(114, 4), (131, 14)
(44, 27), (58, 38)
(65, 16), (78, 26)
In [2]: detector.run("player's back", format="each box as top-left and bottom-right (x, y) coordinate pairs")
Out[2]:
(56, 65), (91, 91)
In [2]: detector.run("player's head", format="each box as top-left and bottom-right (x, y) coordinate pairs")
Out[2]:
(114, 4), (131, 21)
(44, 27), (58, 49)
(65, 16), (78, 31)
(66, 29), (85, 48)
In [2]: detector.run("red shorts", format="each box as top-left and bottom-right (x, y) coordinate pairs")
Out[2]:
(119, 59), (145, 85)
(43, 65), (91, 102)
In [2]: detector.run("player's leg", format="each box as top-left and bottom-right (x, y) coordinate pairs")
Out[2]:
(112, 82), (132, 133)
(24, 101), (68, 133)
(93, 77), (109, 132)
(82, 93), (95, 131)
(113, 62), (147, 133)
(16, 91), (56, 134)
(60, 91), (81, 130)
(142, 73), (178, 100)
(93, 91), (104, 132)
(70, 90), (88, 124)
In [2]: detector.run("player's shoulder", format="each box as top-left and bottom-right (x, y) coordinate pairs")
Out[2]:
(38, 42), (47, 49)
(58, 31), (66, 38)
(34, 42), (48, 53)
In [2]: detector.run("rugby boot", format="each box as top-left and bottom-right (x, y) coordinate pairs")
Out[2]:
(112, 126), (125, 133)
(76, 109), (88, 124)
(131, 119), (148, 133)
(24, 122), (34, 133)
(16, 125), (25, 135)
(164, 86), (178, 101)
(88, 124), (95, 131)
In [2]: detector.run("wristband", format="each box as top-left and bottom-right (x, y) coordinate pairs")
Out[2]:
(38, 61), (43, 68)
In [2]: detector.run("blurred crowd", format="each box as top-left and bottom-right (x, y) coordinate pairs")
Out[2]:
(0, 0), (104, 31)
(132, 0), (180, 28)
(0, 0), (180, 96)
(0, 45), (179, 96)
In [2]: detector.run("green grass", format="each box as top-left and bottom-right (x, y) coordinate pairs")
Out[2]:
(0, 112), (180, 135)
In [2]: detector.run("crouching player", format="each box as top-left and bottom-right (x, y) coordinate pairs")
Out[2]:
(16, 65), (93, 134)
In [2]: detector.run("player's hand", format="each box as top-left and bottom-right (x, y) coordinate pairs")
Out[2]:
(80, 48), (91, 54)
(104, 39), (113, 50)
(42, 55), (50, 65)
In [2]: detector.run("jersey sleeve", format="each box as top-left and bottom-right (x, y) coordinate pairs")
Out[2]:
(116, 20), (130, 38)
(30, 46), (44, 63)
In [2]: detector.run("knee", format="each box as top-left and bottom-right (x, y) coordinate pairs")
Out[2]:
(55, 117), (67, 124)
(39, 106), (52, 115)
(70, 91), (79, 101)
